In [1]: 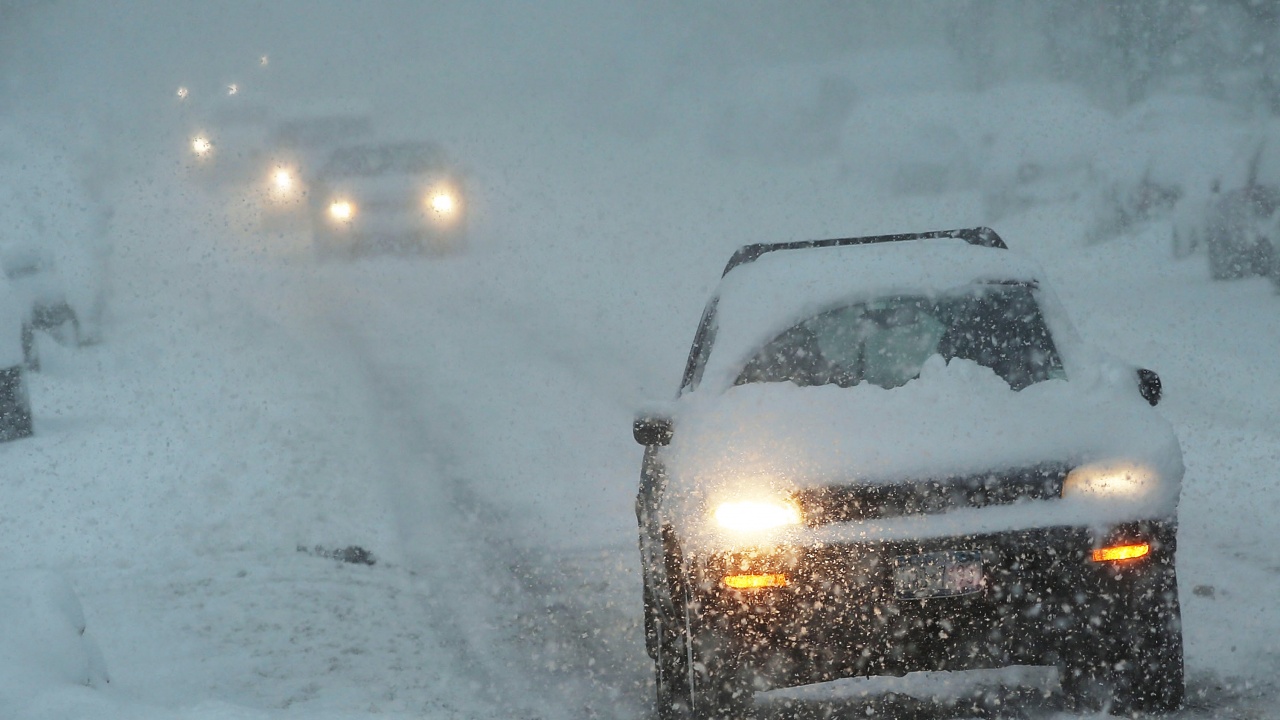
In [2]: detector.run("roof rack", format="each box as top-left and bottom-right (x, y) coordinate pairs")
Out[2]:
(721, 227), (1006, 277)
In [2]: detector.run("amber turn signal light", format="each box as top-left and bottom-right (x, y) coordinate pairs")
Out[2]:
(723, 573), (788, 589)
(1092, 543), (1150, 562)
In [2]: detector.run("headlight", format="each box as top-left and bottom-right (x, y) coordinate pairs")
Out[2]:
(429, 191), (456, 215)
(191, 136), (212, 156)
(273, 169), (293, 191)
(1062, 461), (1157, 499)
(713, 499), (802, 533)
(329, 200), (355, 221)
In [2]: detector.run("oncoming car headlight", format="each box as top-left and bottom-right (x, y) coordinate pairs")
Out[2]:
(328, 200), (355, 222)
(1062, 461), (1157, 500)
(429, 191), (455, 215)
(713, 499), (802, 533)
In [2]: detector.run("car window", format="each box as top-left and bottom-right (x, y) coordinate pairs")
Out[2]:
(735, 284), (1063, 391)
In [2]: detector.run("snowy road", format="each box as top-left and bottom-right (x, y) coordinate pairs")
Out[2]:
(199, 221), (1280, 719)
(291, 261), (653, 718)
(5, 155), (1280, 719)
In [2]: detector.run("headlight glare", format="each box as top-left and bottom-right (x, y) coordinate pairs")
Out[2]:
(713, 499), (802, 533)
(1062, 461), (1156, 500)
(329, 200), (355, 221)
(429, 191), (455, 215)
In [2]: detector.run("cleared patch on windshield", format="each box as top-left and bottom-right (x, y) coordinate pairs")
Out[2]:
(735, 286), (1063, 390)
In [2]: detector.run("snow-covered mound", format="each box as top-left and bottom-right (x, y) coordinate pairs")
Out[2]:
(0, 570), (107, 698)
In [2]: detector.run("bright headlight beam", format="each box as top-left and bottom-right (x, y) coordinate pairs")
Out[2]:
(192, 136), (212, 156)
(329, 201), (354, 221)
(1062, 461), (1156, 499)
(273, 169), (292, 190)
(713, 500), (802, 533)
(429, 192), (455, 214)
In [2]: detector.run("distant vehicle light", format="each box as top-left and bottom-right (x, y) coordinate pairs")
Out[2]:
(227, 83), (238, 96)
(176, 86), (189, 100)
(429, 192), (455, 215)
(329, 200), (355, 221)
(260, 55), (269, 67)
(192, 136), (213, 156)
(274, 169), (293, 191)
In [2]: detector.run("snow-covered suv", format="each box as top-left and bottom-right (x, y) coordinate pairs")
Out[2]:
(633, 228), (1183, 719)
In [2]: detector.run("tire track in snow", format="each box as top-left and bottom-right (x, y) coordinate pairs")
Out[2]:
(296, 268), (650, 719)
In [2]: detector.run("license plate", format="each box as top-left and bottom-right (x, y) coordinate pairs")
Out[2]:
(891, 551), (985, 599)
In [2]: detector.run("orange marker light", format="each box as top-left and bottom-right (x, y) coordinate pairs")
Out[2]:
(723, 573), (788, 589)
(1092, 543), (1150, 562)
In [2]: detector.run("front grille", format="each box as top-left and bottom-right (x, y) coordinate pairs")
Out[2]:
(797, 464), (1068, 526)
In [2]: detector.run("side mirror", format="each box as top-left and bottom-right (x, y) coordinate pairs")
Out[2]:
(1137, 368), (1162, 406)
(633, 415), (673, 446)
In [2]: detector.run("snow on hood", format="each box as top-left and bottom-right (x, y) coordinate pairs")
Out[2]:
(665, 355), (1183, 542)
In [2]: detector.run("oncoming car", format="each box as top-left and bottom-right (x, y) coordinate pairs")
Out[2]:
(633, 229), (1183, 719)
(253, 110), (374, 234)
(309, 141), (466, 257)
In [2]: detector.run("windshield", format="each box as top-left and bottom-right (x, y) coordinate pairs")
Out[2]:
(735, 284), (1062, 390)
(320, 143), (446, 178)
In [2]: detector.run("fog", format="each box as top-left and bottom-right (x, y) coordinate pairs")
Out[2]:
(1, 2), (1279, 719)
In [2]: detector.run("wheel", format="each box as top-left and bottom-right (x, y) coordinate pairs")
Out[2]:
(1062, 563), (1184, 715)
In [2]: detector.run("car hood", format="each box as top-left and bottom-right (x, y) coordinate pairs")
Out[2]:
(665, 356), (1183, 534)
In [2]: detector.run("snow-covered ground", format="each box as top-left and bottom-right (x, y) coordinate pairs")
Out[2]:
(1, 124), (1276, 720)
(2, 8), (1280, 717)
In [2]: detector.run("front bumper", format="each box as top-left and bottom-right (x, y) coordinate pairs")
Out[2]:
(686, 520), (1175, 690)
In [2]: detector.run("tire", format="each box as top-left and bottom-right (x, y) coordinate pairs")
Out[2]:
(1062, 563), (1184, 715)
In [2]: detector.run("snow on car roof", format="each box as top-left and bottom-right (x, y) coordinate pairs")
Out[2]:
(701, 238), (1046, 391)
